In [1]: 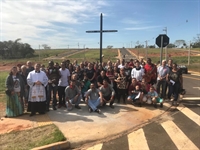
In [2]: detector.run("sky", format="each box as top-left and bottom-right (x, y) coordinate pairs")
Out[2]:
(0, 0), (199, 49)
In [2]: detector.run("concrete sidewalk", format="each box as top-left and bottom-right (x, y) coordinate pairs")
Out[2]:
(38, 102), (171, 149)
(0, 101), (171, 149)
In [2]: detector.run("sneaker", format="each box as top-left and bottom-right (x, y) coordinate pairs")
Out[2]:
(95, 109), (101, 114)
(53, 106), (57, 110)
(67, 106), (73, 111)
(89, 108), (92, 113)
(75, 105), (81, 109)
(160, 103), (163, 108)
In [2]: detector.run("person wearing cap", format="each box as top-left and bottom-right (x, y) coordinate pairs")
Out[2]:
(99, 78), (115, 108)
(65, 80), (81, 110)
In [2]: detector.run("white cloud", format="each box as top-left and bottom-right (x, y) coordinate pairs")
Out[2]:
(124, 26), (161, 31)
(0, 0), (109, 48)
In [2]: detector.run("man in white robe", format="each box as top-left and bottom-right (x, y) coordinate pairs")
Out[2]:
(27, 63), (48, 116)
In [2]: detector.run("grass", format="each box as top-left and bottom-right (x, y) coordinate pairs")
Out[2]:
(68, 49), (118, 63)
(0, 71), (8, 93)
(0, 124), (66, 150)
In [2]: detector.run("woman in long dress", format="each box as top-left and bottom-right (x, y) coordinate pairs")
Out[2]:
(5, 66), (25, 117)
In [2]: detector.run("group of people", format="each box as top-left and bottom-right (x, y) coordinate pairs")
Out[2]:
(5, 57), (183, 117)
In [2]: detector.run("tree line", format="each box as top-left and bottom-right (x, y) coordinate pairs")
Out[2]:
(0, 39), (35, 59)
(134, 34), (200, 49)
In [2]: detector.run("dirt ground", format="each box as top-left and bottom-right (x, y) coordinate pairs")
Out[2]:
(130, 49), (199, 58)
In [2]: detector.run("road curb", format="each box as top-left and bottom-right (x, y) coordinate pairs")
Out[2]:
(31, 141), (70, 150)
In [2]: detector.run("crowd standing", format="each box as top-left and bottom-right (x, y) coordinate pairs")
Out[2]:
(4, 57), (184, 117)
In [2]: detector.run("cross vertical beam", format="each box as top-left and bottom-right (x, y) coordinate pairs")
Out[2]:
(100, 13), (103, 63)
(86, 13), (118, 63)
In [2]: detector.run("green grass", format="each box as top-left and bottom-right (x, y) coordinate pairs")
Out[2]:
(68, 49), (118, 62)
(0, 124), (66, 150)
(0, 71), (8, 93)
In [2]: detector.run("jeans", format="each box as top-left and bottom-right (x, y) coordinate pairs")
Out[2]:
(66, 96), (81, 108)
(58, 86), (66, 105)
(168, 82), (181, 101)
(88, 97), (101, 111)
(156, 80), (167, 99)
(47, 84), (58, 108)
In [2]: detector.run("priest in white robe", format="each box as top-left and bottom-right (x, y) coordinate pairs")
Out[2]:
(27, 63), (48, 116)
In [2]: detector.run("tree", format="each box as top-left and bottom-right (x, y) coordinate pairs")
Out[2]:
(0, 39), (34, 59)
(107, 45), (113, 49)
(174, 40), (186, 48)
(167, 43), (176, 48)
(191, 34), (200, 48)
(149, 45), (155, 48)
(42, 44), (51, 49)
(135, 44), (144, 48)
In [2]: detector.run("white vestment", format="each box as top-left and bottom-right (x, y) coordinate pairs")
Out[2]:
(27, 70), (48, 102)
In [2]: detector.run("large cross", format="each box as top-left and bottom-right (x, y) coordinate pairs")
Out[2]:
(86, 13), (118, 63)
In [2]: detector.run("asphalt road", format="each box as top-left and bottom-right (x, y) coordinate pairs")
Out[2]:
(85, 73), (200, 150)
(119, 48), (137, 62)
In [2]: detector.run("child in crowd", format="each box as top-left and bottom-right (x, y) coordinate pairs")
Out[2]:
(127, 84), (143, 107)
(147, 86), (163, 108)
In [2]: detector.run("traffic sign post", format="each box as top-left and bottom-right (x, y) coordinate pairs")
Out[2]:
(156, 34), (169, 64)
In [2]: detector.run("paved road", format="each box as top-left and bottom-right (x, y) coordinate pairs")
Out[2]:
(119, 48), (137, 62)
(86, 102), (200, 150)
(84, 73), (200, 150)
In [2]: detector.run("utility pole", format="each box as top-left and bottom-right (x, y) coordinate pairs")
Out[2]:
(39, 45), (40, 61)
(188, 41), (191, 65)
(163, 27), (168, 60)
(145, 40), (148, 60)
(78, 42), (79, 49)
(131, 41), (132, 48)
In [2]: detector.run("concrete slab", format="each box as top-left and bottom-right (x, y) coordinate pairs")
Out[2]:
(48, 102), (169, 148)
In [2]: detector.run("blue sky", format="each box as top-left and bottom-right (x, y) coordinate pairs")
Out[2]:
(0, 0), (199, 49)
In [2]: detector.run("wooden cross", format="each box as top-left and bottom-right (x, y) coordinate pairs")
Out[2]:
(86, 13), (118, 63)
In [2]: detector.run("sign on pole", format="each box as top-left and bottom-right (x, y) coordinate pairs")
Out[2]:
(155, 34), (170, 64)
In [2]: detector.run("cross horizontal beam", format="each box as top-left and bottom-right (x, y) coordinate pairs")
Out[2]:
(86, 30), (118, 33)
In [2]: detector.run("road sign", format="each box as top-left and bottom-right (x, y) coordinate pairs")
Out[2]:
(156, 34), (169, 48)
